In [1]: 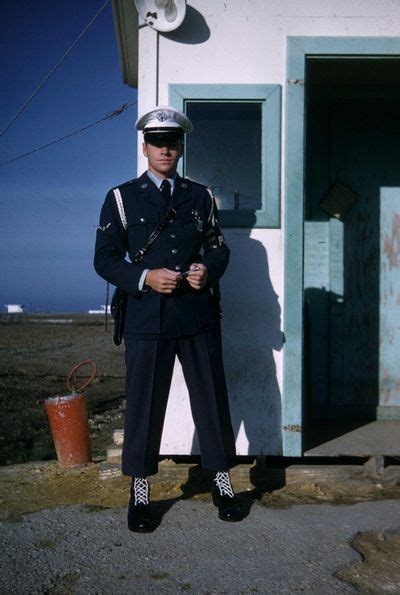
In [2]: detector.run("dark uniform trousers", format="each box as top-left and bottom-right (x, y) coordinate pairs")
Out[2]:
(94, 172), (236, 478)
(123, 328), (236, 477)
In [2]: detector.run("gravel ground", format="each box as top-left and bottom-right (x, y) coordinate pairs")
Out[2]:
(2, 499), (400, 593)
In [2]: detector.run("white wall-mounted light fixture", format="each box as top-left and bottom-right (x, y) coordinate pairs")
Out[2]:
(134, 0), (187, 32)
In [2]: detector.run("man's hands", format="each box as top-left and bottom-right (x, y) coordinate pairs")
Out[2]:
(145, 263), (208, 294)
(145, 269), (181, 294)
(186, 263), (208, 290)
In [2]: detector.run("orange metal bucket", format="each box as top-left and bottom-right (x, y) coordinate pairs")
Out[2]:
(44, 359), (96, 468)
(45, 392), (92, 467)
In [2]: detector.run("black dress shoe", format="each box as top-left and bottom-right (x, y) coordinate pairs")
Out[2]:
(127, 477), (154, 532)
(212, 487), (243, 522)
(127, 502), (154, 533)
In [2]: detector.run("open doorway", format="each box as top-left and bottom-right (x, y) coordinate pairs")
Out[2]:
(303, 57), (400, 449)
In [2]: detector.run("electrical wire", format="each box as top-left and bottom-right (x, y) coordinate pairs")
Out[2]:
(0, 102), (136, 168)
(0, 0), (111, 137)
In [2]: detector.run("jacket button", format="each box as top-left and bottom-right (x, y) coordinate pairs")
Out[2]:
(140, 217), (145, 223)
(171, 248), (178, 254)
(170, 233), (176, 239)
(175, 265), (182, 271)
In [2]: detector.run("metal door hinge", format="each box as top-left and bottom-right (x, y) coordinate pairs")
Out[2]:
(287, 79), (304, 86)
(283, 424), (302, 432)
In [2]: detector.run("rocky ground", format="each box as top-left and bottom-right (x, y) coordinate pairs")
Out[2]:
(0, 314), (125, 466)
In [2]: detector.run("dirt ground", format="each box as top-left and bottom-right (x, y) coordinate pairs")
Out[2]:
(0, 314), (125, 466)
(336, 529), (400, 592)
(1, 458), (400, 523)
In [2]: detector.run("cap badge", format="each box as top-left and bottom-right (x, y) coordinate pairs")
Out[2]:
(155, 110), (168, 122)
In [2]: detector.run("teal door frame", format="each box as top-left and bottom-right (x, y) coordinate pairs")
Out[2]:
(283, 36), (400, 456)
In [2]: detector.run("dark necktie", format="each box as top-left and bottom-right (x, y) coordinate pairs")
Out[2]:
(160, 179), (171, 202)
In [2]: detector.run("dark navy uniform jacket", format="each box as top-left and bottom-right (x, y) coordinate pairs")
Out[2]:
(94, 172), (230, 337)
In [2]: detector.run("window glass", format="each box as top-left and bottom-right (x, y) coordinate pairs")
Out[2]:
(185, 102), (262, 211)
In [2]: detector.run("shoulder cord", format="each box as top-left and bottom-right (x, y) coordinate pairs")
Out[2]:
(204, 187), (222, 301)
(113, 188), (128, 230)
(206, 187), (215, 224)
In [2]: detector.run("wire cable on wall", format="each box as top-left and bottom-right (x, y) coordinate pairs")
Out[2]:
(0, 0), (111, 138)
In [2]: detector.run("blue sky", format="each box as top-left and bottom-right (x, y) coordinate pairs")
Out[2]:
(1, 0), (138, 312)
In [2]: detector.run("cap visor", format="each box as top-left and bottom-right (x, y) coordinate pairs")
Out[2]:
(144, 130), (183, 144)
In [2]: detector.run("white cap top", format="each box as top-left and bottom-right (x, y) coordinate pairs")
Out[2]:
(135, 105), (193, 134)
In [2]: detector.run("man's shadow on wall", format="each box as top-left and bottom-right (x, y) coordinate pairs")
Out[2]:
(190, 211), (284, 459)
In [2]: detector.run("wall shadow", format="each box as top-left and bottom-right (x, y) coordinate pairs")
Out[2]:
(190, 212), (284, 458)
(163, 5), (210, 44)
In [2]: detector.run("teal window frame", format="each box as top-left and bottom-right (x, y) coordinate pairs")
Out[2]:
(169, 84), (281, 228)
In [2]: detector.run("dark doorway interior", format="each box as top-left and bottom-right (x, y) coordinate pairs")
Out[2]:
(303, 57), (400, 449)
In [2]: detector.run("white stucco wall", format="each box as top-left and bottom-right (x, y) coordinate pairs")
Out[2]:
(135, 0), (400, 455)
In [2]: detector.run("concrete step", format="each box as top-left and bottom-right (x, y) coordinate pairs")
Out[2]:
(107, 447), (123, 462)
(98, 461), (123, 480)
(305, 421), (400, 457)
(112, 429), (124, 446)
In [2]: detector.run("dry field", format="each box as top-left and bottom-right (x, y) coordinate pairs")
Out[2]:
(0, 314), (126, 465)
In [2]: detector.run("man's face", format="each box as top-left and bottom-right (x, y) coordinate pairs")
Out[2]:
(143, 139), (182, 178)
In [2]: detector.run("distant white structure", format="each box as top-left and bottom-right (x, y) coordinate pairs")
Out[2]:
(4, 304), (24, 313)
(88, 305), (111, 315)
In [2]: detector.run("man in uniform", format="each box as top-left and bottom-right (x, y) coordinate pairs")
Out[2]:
(94, 106), (241, 531)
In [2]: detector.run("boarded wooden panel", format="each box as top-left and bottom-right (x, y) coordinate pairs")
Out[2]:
(379, 188), (400, 409)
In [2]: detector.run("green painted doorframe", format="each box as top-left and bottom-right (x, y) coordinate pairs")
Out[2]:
(283, 36), (400, 456)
